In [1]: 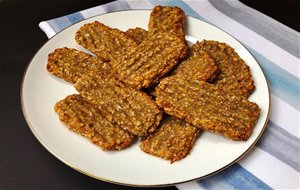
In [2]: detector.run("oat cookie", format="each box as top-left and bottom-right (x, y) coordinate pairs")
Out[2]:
(75, 71), (163, 136)
(191, 40), (255, 97)
(55, 94), (135, 150)
(47, 47), (111, 83)
(156, 77), (260, 141)
(140, 117), (199, 163)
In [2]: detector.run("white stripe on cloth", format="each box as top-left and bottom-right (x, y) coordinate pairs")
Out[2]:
(270, 94), (300, 136)
(176, 181), (205, 190)
(239, 147), (300, 189)
(126, 0), (153, 9)
(39, 21), (56, 38)
(39, 0), (154, 39)
(209, 0), (299, 58)
(79, 5), (107, 18)
(185, 0), (300, 78)
(178, 146), (300, 190)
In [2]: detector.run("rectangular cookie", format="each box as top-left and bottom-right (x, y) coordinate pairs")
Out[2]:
(74, 71), (163, 136)
(172, 50), (218, 82)
(47, 47), (111, 83)
(191, 40), (255, 97)
(75, 21), (137, 61)
(111, 32), (187, 89)
(149, 5), (186, 42)
(140, 117), (199, 163)
(155, 77), (260, 141)
(54, 94), (135, 150)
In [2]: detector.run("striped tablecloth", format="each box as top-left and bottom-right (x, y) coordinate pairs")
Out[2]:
(39, 0), (300, 189)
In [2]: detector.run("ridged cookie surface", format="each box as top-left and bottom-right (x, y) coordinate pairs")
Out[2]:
(140, 117), (199, 163)
(75, 71), (163, 136)
(55, 94), (135, 150)
(156, 77), (260, 141)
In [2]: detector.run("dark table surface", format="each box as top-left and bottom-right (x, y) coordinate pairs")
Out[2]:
(0, 0), (299, 189)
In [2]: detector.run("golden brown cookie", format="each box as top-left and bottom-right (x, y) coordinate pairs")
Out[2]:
(55, 94), (135, 150)
(75, 21), (137, 61)
(149, 5), (186, 42)
(125, 27), (148, 44)
(75, 71), (163, 136)
(47, 47), (111, 83)
(111, 32), (187, 89)
(172, 48), (218, 82)
(140, 117), (199, 163)
(155, 77), (260, 141)
(191, 40), (255, 97)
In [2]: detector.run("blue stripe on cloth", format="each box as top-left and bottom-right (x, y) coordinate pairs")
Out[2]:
(47, 12), (84, 33)
(66, 12), (85, 24)
(102, 0), (131, 12)
(246, 47), (300, 111)
(151, 0), (300, 111)
(197, 164), (271, 190)
(256, 120), (300, 172)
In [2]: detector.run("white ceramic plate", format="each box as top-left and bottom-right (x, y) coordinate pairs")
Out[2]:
(21, 10), (270, 187)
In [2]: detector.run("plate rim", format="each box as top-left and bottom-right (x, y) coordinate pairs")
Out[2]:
(20, 9), (271, 187)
